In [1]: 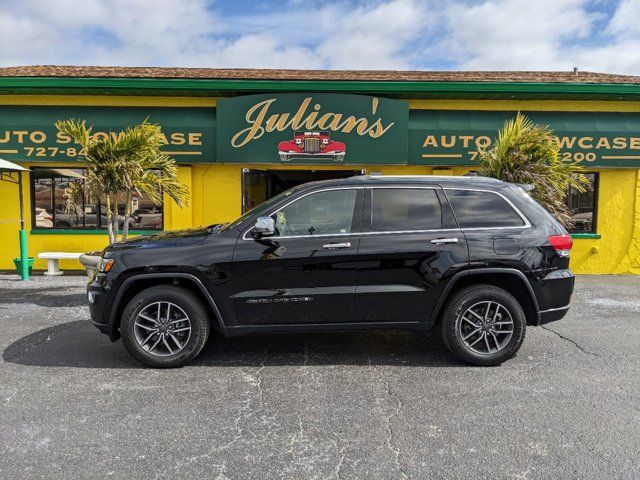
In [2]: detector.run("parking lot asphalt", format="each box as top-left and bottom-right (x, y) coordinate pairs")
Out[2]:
(0, 274), (639, 479)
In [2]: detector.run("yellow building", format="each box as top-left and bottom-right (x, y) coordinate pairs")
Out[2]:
(0, 66), (639, 274)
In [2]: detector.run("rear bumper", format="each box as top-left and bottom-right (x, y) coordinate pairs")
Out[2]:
(539, 304), (570, 324)
(535, 268), (574, 325)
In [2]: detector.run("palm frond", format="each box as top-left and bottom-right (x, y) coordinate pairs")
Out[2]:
(55, 118), (189, 243)
(478, 112), (587, 227)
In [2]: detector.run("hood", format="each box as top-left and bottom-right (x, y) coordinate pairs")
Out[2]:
(105, 227), (211, 252)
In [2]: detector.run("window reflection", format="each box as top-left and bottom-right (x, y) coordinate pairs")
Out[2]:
(372, 189), (443, 231)
(31, 168), (163, 230)
(447, 190), (525, 228)
(567, 173), (597, 233)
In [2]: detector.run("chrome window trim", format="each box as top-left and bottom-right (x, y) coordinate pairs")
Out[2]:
(241, 184), (532, 241)
(367, 185), (439, 189)
(241, 186), (364, 240)
(361, 228), (460, 236)
(443, 187), (532, 230)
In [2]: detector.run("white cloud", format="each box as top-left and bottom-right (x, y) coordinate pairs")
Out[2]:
(441, 0), (599, 70)
(0, 0), (220, 66)
(606, 0), (640, 40)
(0, 0), (430, 69)
(437, 0), (640, 74)
(199, 34), (323, 69)
(315, 0), (431, 69)
(0, 0), (639, 74)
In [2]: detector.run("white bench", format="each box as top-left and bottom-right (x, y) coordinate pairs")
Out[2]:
(37, 252), (83, 276)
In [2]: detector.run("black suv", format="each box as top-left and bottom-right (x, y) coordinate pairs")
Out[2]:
(88, 175), (574, 368)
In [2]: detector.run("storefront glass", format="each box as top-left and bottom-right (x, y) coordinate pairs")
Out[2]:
(31, 168), (163, 230)
(567, 173), (598, 234)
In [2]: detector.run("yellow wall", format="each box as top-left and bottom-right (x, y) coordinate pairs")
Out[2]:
(0, 164), (195, 271)
(570, 169), (640, 274)
(2, 160), (640, 274)
(1, 95), (639, 274)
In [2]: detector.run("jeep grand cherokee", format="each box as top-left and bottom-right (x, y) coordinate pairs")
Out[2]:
(88, 175), (574, 368)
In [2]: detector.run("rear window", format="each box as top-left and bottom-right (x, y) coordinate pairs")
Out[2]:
(447, 189), (525, 228)
(372, 188), (443, 231)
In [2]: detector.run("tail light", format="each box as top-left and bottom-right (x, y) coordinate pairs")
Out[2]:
(548, 234), (572, 258)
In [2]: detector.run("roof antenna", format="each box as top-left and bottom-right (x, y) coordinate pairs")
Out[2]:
(573, 66), (579, 76)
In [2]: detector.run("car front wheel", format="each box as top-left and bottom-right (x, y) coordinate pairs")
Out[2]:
(440, 284), (526, 366)
(120, 285), (211, 368)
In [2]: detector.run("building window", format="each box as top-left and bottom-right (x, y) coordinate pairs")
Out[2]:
(567, 173), (598, 234)
(31, 168), (163, 230)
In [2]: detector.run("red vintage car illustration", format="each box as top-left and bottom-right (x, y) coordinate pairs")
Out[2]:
(278, 131), (346, 162)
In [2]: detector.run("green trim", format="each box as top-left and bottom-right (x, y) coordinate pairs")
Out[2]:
(2, 77), (640, 99)
(571, 233), (601, 239)
(30, 229), (160, 235)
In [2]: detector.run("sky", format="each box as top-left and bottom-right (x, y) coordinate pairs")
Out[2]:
(0, 0), (639, 74)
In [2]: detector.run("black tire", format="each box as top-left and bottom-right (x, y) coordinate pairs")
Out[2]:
(440, 284), (526, 366)
(121, 285), (211, 368)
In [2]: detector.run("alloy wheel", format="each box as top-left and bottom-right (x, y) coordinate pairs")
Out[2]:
(133, 301), (192, 357)
(458, 301), (514, 355)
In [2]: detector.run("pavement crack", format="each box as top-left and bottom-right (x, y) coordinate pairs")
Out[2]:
(541, 325), (600, 356)
(254, 347), (267, 410)
(285, 414), (306, 454)
(384, 382), (409, 479)
(529, 351), (549, 370)
(174, 350), (268, 472)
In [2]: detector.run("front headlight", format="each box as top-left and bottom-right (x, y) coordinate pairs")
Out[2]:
(97, 257), (115, 273)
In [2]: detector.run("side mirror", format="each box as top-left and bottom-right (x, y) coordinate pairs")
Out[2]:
(252, 216), (275, 238)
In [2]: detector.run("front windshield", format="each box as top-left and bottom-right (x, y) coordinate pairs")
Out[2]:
(219, 188), (295, 232)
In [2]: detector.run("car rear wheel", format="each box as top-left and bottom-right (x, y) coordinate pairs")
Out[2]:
(121, 285), (210, 368)
(440, 284), (526, 366)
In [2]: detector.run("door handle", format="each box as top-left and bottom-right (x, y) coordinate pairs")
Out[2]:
(430, 237), (459, 245)
(322, 242), (351, 250)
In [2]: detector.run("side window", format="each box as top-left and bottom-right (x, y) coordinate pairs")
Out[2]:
(447, 190), (525, 228)
(272, 189), (358, 236)
(371, 188), (443, 232)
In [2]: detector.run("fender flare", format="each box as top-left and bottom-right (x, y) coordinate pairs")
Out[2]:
(108, 273), (229, 336)
(428, 268), (541, 325)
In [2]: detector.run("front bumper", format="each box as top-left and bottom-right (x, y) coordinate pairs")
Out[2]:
(278, 151), (346, 163)
(87, 281), (119, 340)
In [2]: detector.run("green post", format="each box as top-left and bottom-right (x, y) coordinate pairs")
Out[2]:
(19, 229), (29, 280)
(18, 170), (29, 280)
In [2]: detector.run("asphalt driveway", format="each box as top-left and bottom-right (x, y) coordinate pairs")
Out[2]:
(1, 274), (639, 479)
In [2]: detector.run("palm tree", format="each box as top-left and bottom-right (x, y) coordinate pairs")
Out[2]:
(477, 112), (587, 228)
(56, 119), (189, 244)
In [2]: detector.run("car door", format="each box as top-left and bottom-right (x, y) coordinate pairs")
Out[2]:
(355, 186), (469, 324)
(231, 187), (364, 326)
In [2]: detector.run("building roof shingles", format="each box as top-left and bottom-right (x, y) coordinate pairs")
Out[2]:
(0, 65), (639, 84)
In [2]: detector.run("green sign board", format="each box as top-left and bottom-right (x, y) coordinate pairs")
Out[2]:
(216, 93), (409, 164)
(1, 102), (639, 168)
(0, 106), (216, 163)
(410, 110), (640, 167)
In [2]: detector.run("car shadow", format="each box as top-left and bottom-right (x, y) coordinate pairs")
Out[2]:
(2, 320), (461, 369)
(0, 287), (87, 308)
